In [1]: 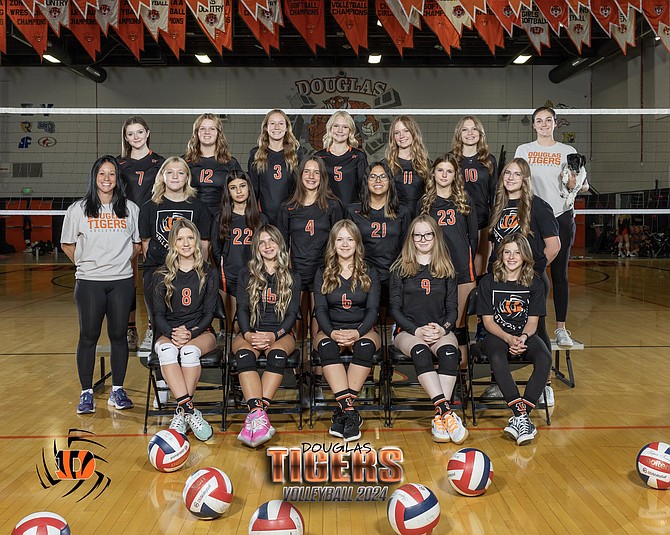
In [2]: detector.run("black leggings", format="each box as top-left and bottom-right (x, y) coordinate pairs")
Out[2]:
(536, 271), (551, 353)
(482, 333), (552, 407)
(74, 277), (135, 389)
(551, 210), (575, 322)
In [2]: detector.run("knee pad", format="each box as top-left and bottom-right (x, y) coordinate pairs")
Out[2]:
(266, 349), (288, 375)
(437, 345), (460, 376)
(410, 344), (434, 376)
(317, 338), (341, 367)
(455, 326), (468, 346)
(180, 345), (202, 368)
(235, 349), (257, 373)
(352, 338), (375, 367)
(156, 343), (179, 366)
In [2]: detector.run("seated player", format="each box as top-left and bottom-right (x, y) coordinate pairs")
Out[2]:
(313, 220), (381, 442)
(389, 214), (468, 444)
(153, 220), (219, 441)
(476, 234), (552, 446)
(234, 225), (301, 448)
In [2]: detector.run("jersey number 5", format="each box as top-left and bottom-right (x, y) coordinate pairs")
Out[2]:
(334, 166), (343, 182)
(305, 219), (315, 236)
(421, 279), (431, 295)
(182, 288), (192, 306)
(341, 294), (352, 309)
(437, 209), (456, 226)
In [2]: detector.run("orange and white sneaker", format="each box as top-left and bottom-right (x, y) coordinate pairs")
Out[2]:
(443, 411), (469, 444)
(431, 414), (451, 443)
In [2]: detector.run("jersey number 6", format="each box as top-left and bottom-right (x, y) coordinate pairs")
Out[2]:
(263, 287), (277, 304)
(341, 294), (352, 309)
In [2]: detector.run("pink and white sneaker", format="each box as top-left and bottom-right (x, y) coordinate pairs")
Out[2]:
(249, 411), (275, 448)
(237, 412), (255, 447)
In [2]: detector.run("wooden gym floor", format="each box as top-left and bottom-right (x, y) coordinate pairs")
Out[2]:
(0, 253), (668, 534)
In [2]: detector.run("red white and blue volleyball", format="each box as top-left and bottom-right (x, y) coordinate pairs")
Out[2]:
(248, 500), (304, 535)
(447, 448), (494, 497)
(387, 483), (441, 535)
(12, 512), (70, 535)
(147, 429), (190, 472)
(183, 467), (234, 519)
(637, 442), (670, 490)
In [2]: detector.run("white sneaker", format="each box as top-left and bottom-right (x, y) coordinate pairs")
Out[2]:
(139, 328), (153, 353)
(554, 328), (574, 347)
(536, 385), (555, 408)
(153, 380), (170, 409)
(169, 408), (187, 435)
(481, 384), (503, 399)
(443, 412), (468, 444)
(431, 414), (451, 443)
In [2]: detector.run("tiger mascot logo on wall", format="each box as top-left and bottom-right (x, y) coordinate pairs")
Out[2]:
(307, 96), (380, 151)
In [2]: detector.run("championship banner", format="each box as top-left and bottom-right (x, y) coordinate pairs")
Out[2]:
(70, 0), (101, 60)
(506, 0), (532, 16)
(565, 0), (586, 15)
(613, 0), (633, 14)
(657, 21), (670, 54)
(125, 0), (149, 17)
(641, 0), (669, 33)
(71, 0), (99, 17)
(488, 0), (521, 35)
(240, 0), (268, 18)
(140, 0), (169, 41)
(377, 0), (414, 55)
(590, 0), (619, 34)
(474, 12), (504, 54)
(39, 0), (69, 34)
(611, 7), (635, 53)
(8, 0), (48, 56)
(115, 0), (144, 60)
(423, 0), (460, 54)
(534, 0), (569, 34)
(239, 0), (280, 54)
(384, 0), (420, 31)
(459, 0), (487, 19)
(18, 0), (37, 16)
(331, 0), (368, 54)
(186, 0), (232, 53)
(283, 0), (325, 53)
(257, 0), (282, 32)
(520, 5), (550, 53)
(0, 0), (6, 54)
(400, 0), (425, 19)
(95, 0), (119, 35)
(159, 0), (186, 57)
(566, 4), (591, 52)
(437, 0), (473, 34)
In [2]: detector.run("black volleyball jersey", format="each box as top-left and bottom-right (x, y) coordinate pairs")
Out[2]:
(389, 265), (458, 335)
(152, 264), (219, 338)
(139, 197), (211, 269)
(236, 268), (302, 339)
(117, 151), (165, 207)
(385, 157), (426, 218)
(187, 156), (243, 215)
(476, 273), (546, 335)
(210, 211), (267, 293)
(314, 266), (381, 337)
(459, 154), (498, 229)
(248, 147), (305, 226)
(346, 203), (410, 282)
(489, 196), (559, 273)
(277, 199), (344, 282)
(428, 196), (478, 282)
(316, 147), (368, 207)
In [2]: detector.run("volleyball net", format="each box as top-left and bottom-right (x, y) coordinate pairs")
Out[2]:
(0, 107), (669, 256)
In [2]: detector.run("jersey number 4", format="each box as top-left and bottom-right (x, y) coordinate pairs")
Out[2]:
(182, 288), (192, 306)
(232, 228), (253, 245)
(437, 209), (456, 226)
(421, 279), (431, 295)
(305, 219), (315, 236)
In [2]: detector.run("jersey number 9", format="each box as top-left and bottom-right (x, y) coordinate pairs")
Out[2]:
(420, 279), (431, 295)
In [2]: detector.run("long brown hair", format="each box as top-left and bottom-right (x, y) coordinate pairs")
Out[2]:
(121, 116), (151, 158)
(252, 109), (300, 173)
(285, 156), (339, 210)
(489, 158), (534, 238)
(384, 115), (431, 182)
(420, 154), (471, 216)
(450, 115), (495, 175)
(492, 234), (535, 287)
(217, 170), (262, 242)
(321, 220), (371, 294)
(184, 113), (232, 164)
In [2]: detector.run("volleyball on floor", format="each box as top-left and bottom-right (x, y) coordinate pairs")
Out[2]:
(447, 448), (494, 497)
(148, 429), (190, 472)
(248, 500), (304, 535)
(387, 483), (441, 535)
(636, 442), (670, 490)
(12, 512), (70, 535)
(183, 467), (234, 519)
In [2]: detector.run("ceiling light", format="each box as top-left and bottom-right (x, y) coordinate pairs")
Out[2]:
(368, 54), (382, 64)
(195, 54), (212, 64)
(43, 54), (61, 64)
(513, 54), (532, 65)
(377, 20), (382, 27)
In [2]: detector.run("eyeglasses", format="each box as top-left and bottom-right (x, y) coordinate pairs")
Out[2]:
(412, 232), (435, 242)
(503, 170), (524, 178)
(368, 173), (389, 182)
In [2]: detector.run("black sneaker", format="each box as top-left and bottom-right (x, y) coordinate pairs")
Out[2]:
(329, 407), (346, 438)
(516, 413), (537, 446)
(342, 410), (363, 442)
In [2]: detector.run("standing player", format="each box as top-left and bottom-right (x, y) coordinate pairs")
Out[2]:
(185, 113), (242, 216)
(617, 214), (631, 257)
(383, 116), (431, 218)
(152, 220), (218, 441)
(451, 116), (497, 278)
(61, 156), (140, 414)
(313, 220), (381, 442)
(211, 170), (266, 325)
(515, 106), (589, 347)
(315, 110), (368, 207)
(117, 116), (165, 351)
(389, 215), (468, 444)
(346, 161), (410, 308)
(421, 155), (478, 380)
(233, 225), (301, 448)
(248, 109), (304, 226)
(477, 234), (551, 445)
